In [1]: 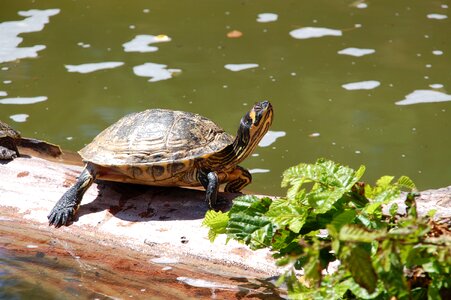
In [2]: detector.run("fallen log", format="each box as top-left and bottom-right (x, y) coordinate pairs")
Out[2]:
(0, 149), (284, 298)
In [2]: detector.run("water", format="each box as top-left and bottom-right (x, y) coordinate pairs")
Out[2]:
(0, 1), (450, 295)
(1, 0), (451, 195)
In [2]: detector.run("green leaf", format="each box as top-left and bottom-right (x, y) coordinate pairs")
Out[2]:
(397, 175), (416, 190)
(226, 212), (273, 249)
(389, 203), (399, 217)
(376, 175), (394, 188)
(339, 224), (387, 243)
(229, 195), (271, 214)
(341, 245), (378, 294)
(330, 209), (357, 231)
(342, 278), (384, 299)
(267, 199), (309, 233)
(202, 210), (229, 242)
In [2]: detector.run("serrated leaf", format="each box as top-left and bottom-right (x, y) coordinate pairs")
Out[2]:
(307, 189), (345, 214)
(341, 245), (378, 294)
(202, 210), (229, 242)
(267, 199), (309, 233)
(397, 175), (416, 190)
(226, 212), (272, 249)
(330, 209), (357, 231)
(376, 176), (394, 188)
(229, 195), (268, 214)
(339, 224), (387, 243)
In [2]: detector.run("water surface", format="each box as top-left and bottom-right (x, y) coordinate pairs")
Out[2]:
(1, 0), (450, 195)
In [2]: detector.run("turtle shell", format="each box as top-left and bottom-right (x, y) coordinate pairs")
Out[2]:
(80, 109), (234, 168)
(0, 120), (21, 139)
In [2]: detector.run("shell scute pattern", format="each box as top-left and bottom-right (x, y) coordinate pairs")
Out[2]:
(79, 109), (234, 180)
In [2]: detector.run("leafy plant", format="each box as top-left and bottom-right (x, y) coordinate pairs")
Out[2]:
(203, 158), (451, 299)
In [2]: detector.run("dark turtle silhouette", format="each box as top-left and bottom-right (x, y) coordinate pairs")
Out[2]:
(0, 120), (62, 160)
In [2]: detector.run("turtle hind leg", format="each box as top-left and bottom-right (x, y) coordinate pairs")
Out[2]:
(224, 166), (252, 193)
(48, 165), (95, 227)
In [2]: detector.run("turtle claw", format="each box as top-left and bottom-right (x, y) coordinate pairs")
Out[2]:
(48, 184), (79, 227)
(48, 206), (75, 227)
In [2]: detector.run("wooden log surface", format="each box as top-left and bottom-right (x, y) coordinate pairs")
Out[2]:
(0, 149), (280, 273)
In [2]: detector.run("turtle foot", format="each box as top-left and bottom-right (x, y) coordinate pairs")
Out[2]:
(48, 205), (75, 227)
(48, 186), (79, 227)
(210, 195), (231, 212)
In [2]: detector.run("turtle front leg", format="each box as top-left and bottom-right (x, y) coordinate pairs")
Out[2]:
(224, 165), (252, 193)
(198, 170), (219, 209)
(48, 165), (96, 227)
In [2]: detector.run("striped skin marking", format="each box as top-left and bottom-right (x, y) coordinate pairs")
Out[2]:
(224, 166), (252, 193)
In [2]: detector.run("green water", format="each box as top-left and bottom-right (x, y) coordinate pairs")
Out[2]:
(1, 0), (450, 195)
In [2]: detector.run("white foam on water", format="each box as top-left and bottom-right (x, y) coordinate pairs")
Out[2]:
(0, 96), (47, 105)
(133, 63), (181, 82)
(257, 13), (278, 23)
(249, 168), (270, 174)
(395, 90), (451, 105)
(65, 62), (124, 74)
(338, 47), (375, 57)
(0, 91), (7, 97)
(429, 84), (444, 89)
(224, 63), (259, 72)
(0, 9), (60, 63)
(342, 80), (380, 90)
(258, 130), (286, 147)
(122, 34), (171, 53)
(9, 114), (29, 122)
(427, 14), (448, 20)
(289, 27), (342, 39)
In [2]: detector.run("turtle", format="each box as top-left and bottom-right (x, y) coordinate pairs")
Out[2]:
(48, 101), (274, 227)
(0, 120), (62, 160)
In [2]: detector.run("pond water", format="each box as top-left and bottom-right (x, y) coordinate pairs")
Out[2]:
(1, 0), (450, 195)
(1, 0), (450, 298)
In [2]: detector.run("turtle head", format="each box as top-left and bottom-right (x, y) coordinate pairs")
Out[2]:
(233, 101), (273, 163)
(242, 100), (273, 139)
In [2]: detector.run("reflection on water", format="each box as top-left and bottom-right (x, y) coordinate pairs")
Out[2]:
(224, 63), (259, 72)
(65, 61), (124, 74)
(395, 90), (451, 105)
(0, 9), (59, 63)
(289, 27), (342, 39)
(427, 13), (448, 20)
(256, 13), (278, 23)
(0, 96), (47, 105)
(133, 62), (181, 82)
(259, 131), (286, 148)
(123, 34), (171, 52)
(338, 47), (375, 57)
(9, 113), (29, 122)
(342, 80), (381, 90)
